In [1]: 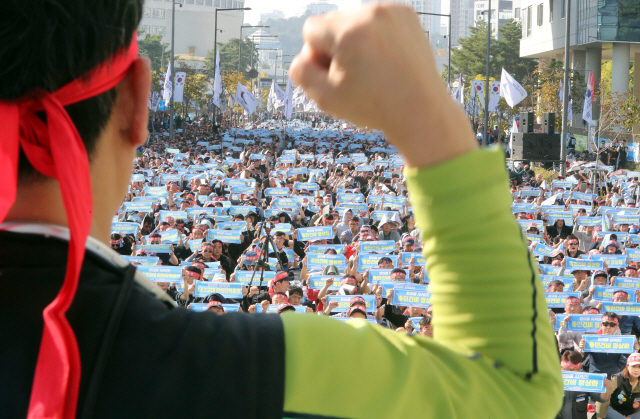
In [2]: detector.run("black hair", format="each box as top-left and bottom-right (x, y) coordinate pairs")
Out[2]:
(110, 233), (122, 240)
(602, 312), (619, 320)
(288, 286), (303, 297)
(419, 316), (432, 326)
(3, 0), (143, 182)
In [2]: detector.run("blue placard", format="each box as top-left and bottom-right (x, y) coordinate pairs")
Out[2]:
(259, 223), (292, 236)
(400, 252), (426, 267)
(272, 198), (298, 208)
(593, 285), (617, 301)
(288, 167), (308, 176)
(255, 304), (307, 314)
(137, 244), (172, 254)
(306, 254), (347, 269)
(228, 206), (257, 216)
(584, 335), (635, 354)
(533, 243), (556, 257)
(193, 282), (244, 299)
(123, 201), (153, 212)
(357, 254), (398, 273)
(159, 229), (184, 244)
(206, 229), (242, 244)
(121, 256), (160, 265)
(325, 295), (376, 313)
(589, 254), (627, 269)
(555, 314), (602, 333)
(391, 288), (431, 308)
(111, 222), (139, 234)
(216, 221), (247, 231)
(601, 302), (640, 315)
(565, 257), (604, 272)
(614, 277), (640, 290)
(368, 269), (411, 284)
(307, 275), (342, 291)
(562, 372), (606, 392)
(337, 193), (364, 203)
(296, 226), (334, 241)
(265, 187), (290, 197)
(545, 292), (581, 308)
(360, 241), (396, 254)
(158, 210), (188, 222)
(355, 165), (374, 172)
(233, 270), (276, 286)
(576, 216), (603, 226)
(371, 210), (399, 221)
(137, 265), (183, 282)
(295, 183), (319, 191)
(307, 244), (345, 254)
(250, 153), (265, 160)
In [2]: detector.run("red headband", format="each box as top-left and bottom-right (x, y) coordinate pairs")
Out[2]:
(561, 361), (582, 369)
(0, 36), (139, 418)
(602, 315), (619, 324)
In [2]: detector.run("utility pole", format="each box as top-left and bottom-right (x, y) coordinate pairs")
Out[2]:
(483, 0), (491, 147)
(560, 0), (572, 176)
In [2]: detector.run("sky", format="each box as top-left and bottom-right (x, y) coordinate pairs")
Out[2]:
(243, 0), (449, 26)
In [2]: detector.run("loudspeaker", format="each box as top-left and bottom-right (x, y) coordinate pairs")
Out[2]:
(520, 112), (535, 133)
(542, 112), (556, 134)
(512, 133), (561, 161)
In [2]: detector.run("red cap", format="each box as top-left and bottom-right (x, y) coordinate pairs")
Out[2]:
(348, 306), (367, 317)
(206, 300), (224, 311)
(349, 296), (366, 306)
(628, 353), (640, 366)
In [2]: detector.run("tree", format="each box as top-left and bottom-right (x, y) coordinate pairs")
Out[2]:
(221, 71), (247, 112)
(448, 20), (536, 86)
(534, 60), (586, 132)
(263, 12), (311, 57)
(138, 33), (170, 74)
(204, 38), (257, 80)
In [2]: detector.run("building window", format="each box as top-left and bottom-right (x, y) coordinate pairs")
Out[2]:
(139, 25), (151, 34)
(522, 7), (527, 36)
(186, 0), (194, 4)
(549, 0), (553, 22)
(561, 0), (565, 18)
(205, 0), (212, 5)
(215, 0), (220, 6)
(514, 7), (520, 19)
(143, 7), (151, 18)
(153, 8), (165, 19)
(152, 26), (166, 35)
(537, 4), (543, 26)
(527, 6), (532, 36)
(195, 0), (204, 4)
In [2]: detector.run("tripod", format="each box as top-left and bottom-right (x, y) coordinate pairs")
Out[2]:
(246, 221), (287, 290)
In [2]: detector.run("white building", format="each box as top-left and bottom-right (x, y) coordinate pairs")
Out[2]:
(519, 0), (640, 122)
(306, 1), (338, 15)
(248, 29), (283, 70)
(259, 10), (285, 24)
(474, 0), (514, 39)
(138, 0), (246, 61)
(450, 0), (476, 46)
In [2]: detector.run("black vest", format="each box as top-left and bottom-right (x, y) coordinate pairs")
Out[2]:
(609, 371), (640, 416)
(556, 390), (589, 419)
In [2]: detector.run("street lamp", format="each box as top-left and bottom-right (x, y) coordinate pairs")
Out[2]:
(212, 7), (250, 127)
(238, 25), (269, 74)
(276, 54), (295, 85)
(169, 0), (183, 142)
(416, 11), (452, 87)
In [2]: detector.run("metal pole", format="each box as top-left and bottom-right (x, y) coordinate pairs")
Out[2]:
(483, 0), (491, 147)
(170, 0), (176, 142)
(448, 14), (451, 88)
(213, 8), (218, 129)
(560, 0), (571, 176)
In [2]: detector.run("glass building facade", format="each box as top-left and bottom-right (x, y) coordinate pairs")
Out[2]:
(577, 0), (640, 44)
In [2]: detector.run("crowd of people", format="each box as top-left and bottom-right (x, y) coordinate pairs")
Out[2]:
(114, 116), (431, 335)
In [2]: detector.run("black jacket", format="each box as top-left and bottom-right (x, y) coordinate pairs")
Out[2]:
(0, 230), (285, 418)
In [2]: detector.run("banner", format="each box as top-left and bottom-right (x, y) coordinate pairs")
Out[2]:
(545, 292), (581, 308)
(174, 72), (186, 103)
(255, 304), (306, 314)
(111, 222), (139, 235)
(190, 303), (240, 312)
(137, 265), (182, 282)
(296, 226), (334, 241)
(206, 229), (242, 244)
(584, 335), (635, 354)
(212, 47), (222, 108)
(613, 277), (640, 290)
(555, 314), (602, 333)
(265, 188), (290, 197)
(565, 257), (604, 273)
(360, 240), (396, 254)
(368, 269), (410, 284)
(307, 275), (343, 291)
(121, 256), (159, 265)
(391, 288), (431, 308)
(233, 270), (276, 286)
(306, 253), (347, 269)
(137, 244), (172, 254)
(601, 302), (640, 315)
(356, 254), (398, 273)
(325, 295), (376, 313)
(400, 252), (426, 267)
(308, 244), (345, 254)
(593, 285), (616, 301)
(192, 282), (244, 299)
(562, 372), (606, 392)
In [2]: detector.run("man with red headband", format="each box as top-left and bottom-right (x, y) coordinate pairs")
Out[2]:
(579, 313), (630, 378)
(0, 3), (563, 419)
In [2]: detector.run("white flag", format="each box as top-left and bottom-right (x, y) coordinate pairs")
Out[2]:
(471, 80), (485, 109)
(212, 47), (222, 109)
(163, 64), (172, 103)
(582, 72), (595, 126)
(235, 82), (258, 115)
(488, 81), (501, 112)
(274, 82), (286, 108)
(267, 80), (278, 112)
(284, 77), (294, 119)
(457, 74), (464, 105)
(173, 72), (186, 103)
(499, 68), (528, 107)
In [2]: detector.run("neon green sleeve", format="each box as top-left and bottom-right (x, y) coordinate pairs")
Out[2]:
(281, 147), (562, 419)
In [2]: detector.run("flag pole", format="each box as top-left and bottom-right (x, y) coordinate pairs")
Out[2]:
(560, 0), (571, 176)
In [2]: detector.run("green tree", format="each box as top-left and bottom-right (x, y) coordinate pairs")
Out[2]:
(175, 62), (208, 116)
(138, 33), (170, 74)
(263, 12), (311, 57)
(204, 38), (257, 80)
(448, 20), (535, 86)
(535, 60), (586, 132)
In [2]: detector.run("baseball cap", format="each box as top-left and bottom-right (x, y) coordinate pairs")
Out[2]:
(277, 303), (296, 314)
(349, 296), (366, 307)
(348, 306), (367, 317)
(206, 301), (225, 312)
(593, 270), (607, 278)
(628, 353), (640, 366)
(274, 271), (293, 283)
(244, 250), (259, 265)
(402, 236), (415, 246)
